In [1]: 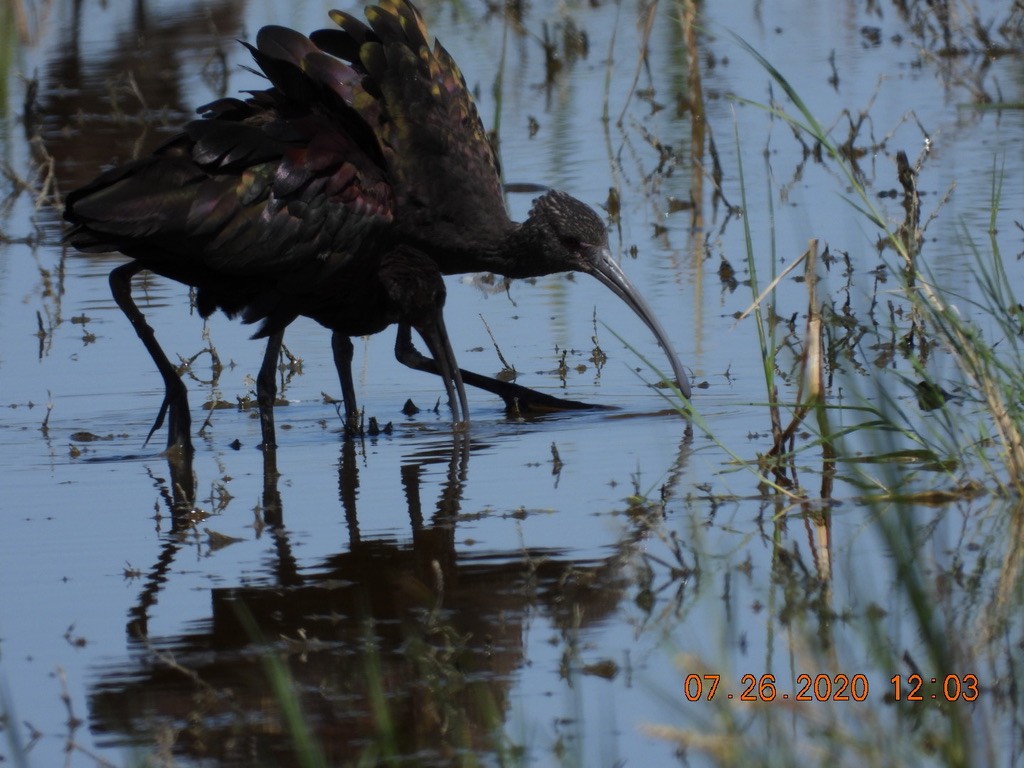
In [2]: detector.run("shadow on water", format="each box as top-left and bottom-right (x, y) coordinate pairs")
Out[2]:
(85, 434), (647, 765)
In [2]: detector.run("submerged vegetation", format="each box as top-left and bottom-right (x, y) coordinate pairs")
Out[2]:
(1, 0), (1024, 767)
(639, 3), (1024, 764)
(722, 38), (1024, 498)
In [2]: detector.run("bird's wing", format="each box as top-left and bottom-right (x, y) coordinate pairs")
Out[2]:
(309, 1), (509, 246)
(64, 47), (394, 280)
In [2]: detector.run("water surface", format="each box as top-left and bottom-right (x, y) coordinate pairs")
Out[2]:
(1, 1), (1022, 765)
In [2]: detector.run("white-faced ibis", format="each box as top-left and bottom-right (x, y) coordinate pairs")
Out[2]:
(64, 0), (690, 455)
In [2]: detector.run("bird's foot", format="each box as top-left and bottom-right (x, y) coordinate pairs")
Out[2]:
(342, 409), (364, 439)
(165, 405), (194, 457)
(495, 383), (613, 414)
(258, 405), (278, 450)
(144, 391), (193, 456)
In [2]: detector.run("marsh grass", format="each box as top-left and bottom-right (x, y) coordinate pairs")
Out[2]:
(234, 605), (328, 768)
(650, 30), (1024, 500)
(1, 681), (31, 768)
(626, 28), (1022, 768)
(732, 35), (1024, 495)
(232, 601), (535, 768)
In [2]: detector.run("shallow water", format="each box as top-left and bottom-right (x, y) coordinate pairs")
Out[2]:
(2, 1), (1023, 765)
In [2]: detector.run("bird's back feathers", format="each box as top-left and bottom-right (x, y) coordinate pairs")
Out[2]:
(64, 1), (509, 334)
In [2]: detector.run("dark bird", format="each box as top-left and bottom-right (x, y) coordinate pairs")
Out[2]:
(64, 0), (690, 456)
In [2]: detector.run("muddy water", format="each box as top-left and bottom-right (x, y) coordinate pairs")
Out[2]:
(1, 1), (1022, 765)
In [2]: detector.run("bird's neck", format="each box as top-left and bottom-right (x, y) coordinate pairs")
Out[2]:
(415, 218), (541, 279)
(469, 218), (548, 279)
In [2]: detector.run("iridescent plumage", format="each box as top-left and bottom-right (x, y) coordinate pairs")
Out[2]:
(65, 0), (690, 454)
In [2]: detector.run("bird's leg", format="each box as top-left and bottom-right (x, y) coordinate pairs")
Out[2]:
(411, 313), (469, 426)
(109, 262), (193, 456)
(256, 330), (285, 450)
(394, 324), (611, 414)
(330, 332), (361, 436)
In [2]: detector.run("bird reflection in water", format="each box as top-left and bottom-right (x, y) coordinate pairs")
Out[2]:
(97, 435), (633, 765)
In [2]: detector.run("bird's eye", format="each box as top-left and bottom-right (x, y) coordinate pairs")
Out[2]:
(559, 235), (581, 250)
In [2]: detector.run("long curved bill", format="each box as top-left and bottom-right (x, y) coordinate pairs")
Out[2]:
(415, 309), (471, 427)
(584, 246), (692, 400)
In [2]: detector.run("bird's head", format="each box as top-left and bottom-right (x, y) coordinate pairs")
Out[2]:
(522, 190), (610, 275)
(520, 189), (692, 399)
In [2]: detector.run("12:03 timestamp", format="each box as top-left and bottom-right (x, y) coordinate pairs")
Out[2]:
(891, 674), (979, 701)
